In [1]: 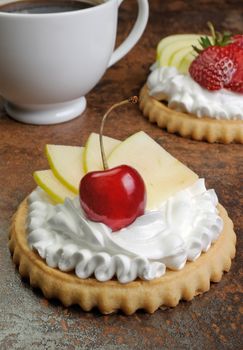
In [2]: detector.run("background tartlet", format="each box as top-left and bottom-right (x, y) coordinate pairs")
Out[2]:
(140, 85), (243, 144)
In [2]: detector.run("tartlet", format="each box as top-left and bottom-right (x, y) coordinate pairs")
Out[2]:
(139, 31), (243, 143)
(139, 85), (243, 144)
(8, 126), (237, 314)
(9, 196), (236, 314)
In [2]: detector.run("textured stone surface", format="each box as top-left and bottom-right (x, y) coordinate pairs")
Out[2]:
(0, 0), (243, 349)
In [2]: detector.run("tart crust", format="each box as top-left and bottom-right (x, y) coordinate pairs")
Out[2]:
(9, 198), (236, 315)
(139, 84), (243, 144)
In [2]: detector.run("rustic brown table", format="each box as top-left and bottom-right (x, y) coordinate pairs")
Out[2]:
(0, 1), (242, 349)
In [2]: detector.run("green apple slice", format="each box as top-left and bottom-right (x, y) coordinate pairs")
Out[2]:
(179, 52), (196, 74)
(170, 47), (195, 72)
(157, 34), (201, 60)
(108, 131), (198, 210)
(83, 132), (121, 172)
(34, 170), (76, 203)
(46, 145), (85, 194)
(157, 34), (212, 73)
(159, 38), (201, 67)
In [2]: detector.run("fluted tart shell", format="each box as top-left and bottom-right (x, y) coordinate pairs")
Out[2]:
(139, 85), (243, 144)
(9, 198), (236, 315)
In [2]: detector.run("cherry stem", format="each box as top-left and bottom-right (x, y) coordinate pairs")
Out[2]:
(99, 96), (139, 171)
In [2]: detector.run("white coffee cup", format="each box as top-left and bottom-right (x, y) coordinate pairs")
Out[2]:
(0, 0), (149, 124)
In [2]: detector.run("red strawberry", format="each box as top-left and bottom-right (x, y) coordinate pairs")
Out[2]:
(189, 44), (240, 91)
(224, 47), (243, 92)
(189, 23), (243, 93)
(232, 34), (243, 48)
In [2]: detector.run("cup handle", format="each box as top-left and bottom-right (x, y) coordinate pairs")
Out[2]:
(108, 0), (149, 68)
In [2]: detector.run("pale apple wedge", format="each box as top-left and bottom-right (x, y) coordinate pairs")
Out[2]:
(83, 133), (121, 172)
(157, 34), (201, 58)
(157, 34), (201, 60)
(157, 34), (212, 72)
(179, 51), (196, 74)
(45, 145), (85, 194)
(159, 38), (202, 67)
(34, 170), (76, 203)
(108, 132), (198, 210)
(170, 47), (195, 73)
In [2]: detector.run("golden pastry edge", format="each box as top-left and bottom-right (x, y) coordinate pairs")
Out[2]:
(9, 198), (236, 315)
(139, 85), (243, 144)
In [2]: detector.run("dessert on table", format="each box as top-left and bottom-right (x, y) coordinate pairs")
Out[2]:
(139, 24), (243, 143)
(9, 99), (236, 314)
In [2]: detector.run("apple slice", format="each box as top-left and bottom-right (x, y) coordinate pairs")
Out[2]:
(34, 170), (76, 203)
(46, 145), (85, 194)
(83, 133), (121, 172)
(159, 38), (201, 67)
(108, 131), (198, 210)
(157, 34), (212, 72)
(157, 34), (201, 60)
(179, 52), (195, 74)
(170, 47), (195, 73)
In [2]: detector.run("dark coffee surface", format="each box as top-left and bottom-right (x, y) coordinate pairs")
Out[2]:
(0, 0), (96, 14)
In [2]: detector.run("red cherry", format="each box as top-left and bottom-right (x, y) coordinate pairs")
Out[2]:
(79, 165), (146, 231)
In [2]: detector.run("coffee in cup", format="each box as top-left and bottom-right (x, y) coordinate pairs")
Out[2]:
(0, 0), (98, 14)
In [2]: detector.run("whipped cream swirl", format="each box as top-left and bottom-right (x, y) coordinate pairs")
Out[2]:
(148, 66), (243, 120)
(27, 179), (223, 283)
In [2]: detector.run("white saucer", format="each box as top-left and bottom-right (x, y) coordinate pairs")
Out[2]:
(4, 97), (87, 125)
